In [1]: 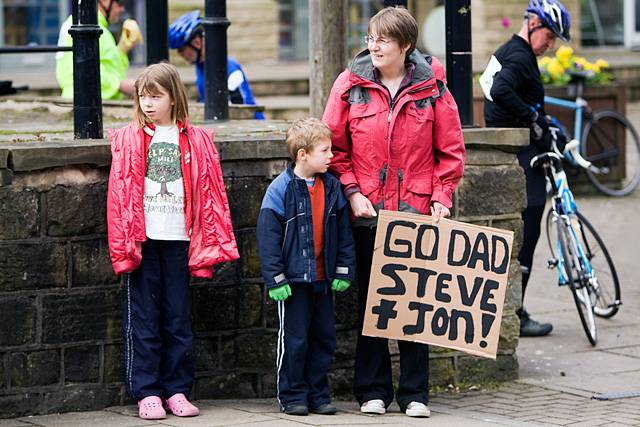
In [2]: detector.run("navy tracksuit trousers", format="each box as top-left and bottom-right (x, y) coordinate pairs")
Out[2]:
(122, 239), (194, 400)
(352, 226), (429, 412)
(276, 282), (336, 410)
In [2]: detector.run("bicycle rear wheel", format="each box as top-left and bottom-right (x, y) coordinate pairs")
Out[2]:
(546, 210), (621, 318)
(581, 110), (640, 196)
(557, 219), (597, 345)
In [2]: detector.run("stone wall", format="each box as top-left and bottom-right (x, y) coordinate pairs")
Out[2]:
(0, 125), (527, 418)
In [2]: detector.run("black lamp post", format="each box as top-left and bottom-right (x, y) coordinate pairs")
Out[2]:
(445, 1), (473, 127)
(69, 0), (103, 139)
(202, 0), (230, 121)
(146, 0), (168, 64)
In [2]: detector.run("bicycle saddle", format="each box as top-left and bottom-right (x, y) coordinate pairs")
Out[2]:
(568, 70), (594, 84)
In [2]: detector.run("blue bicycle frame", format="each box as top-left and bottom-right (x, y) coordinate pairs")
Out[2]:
(544, 95), (585, 141)
(548, 166), (593, 285)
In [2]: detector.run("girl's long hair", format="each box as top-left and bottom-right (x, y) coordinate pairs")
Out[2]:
(133, 62), (189, 128)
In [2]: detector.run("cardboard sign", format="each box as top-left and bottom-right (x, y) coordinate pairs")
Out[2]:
(362, 210), (514, 359)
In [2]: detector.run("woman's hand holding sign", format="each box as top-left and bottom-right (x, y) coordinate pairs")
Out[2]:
(430, 201), (450, 223)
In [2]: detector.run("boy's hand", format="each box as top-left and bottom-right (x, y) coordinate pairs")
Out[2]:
(331, 279), (350, 292)
(268, 283), (292, 301)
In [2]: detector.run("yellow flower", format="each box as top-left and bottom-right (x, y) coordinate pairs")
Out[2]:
(595, 59), (609, 69)
(583, 62), (594, 72)
(547, 58), (564, 81)
(574, 56), (588, 67)
(556, 46), (574, 61)
(539, 56), (552, 67)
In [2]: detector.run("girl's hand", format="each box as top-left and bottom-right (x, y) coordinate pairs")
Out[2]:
(430, 201), (450, 223)
(347, 192), (377, 218)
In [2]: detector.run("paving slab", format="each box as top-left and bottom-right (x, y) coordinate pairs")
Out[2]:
(17, 411), (156, 427)
(0, 420), (37, 427)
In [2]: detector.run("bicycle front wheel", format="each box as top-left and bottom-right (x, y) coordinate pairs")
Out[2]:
(547, 210), (621, 318)
(557, 219), (597, 345)
(581, 110), (640, 196)
(574, 212), (621, 318)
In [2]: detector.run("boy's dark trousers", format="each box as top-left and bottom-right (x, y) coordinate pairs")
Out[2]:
(123, 239), (194, 400)
(276, 282), (336, 410)
(352, 226), (429, 412)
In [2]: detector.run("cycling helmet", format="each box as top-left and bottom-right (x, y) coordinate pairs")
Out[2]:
(526, 0), (571, 41)
(168, 10), (203, 49)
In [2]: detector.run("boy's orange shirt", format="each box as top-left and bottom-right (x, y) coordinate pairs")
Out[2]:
(307, 177), (325, 281)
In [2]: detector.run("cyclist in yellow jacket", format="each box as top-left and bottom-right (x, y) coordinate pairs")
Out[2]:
(56, 0), (142, 100)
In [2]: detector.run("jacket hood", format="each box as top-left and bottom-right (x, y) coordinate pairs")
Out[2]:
(348, 48), (435, 86)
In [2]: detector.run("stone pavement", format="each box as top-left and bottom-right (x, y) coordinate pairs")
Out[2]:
(2, 381), (639, 427)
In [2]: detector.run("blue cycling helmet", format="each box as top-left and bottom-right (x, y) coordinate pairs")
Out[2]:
(526, 0), (571, 42)
(168, 10), (203, 49)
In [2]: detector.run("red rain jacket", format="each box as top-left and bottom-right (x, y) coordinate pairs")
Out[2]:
(323, 50), (466, 217)
(107, 120), (239, 278)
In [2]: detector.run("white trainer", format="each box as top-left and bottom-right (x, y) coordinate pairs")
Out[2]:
(405, 401), (431, 417)
(360, 399), (386, 415)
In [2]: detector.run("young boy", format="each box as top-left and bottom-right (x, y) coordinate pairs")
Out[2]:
(257, 118), (356, 416)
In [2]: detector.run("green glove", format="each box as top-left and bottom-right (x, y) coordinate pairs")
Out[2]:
(331, 278), (351, 292)
(268, 283), (292, 301)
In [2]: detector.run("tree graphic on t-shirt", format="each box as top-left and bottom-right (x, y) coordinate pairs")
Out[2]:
(146, 142), (181, 196)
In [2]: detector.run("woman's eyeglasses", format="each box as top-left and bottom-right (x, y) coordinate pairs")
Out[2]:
(363, 35), (392, 46)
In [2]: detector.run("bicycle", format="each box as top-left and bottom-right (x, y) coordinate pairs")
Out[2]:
(530, 140), (622, 345)
(543, 71), (640, 196)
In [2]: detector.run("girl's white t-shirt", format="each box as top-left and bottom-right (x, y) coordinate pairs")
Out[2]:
(143, 125), (189, 241)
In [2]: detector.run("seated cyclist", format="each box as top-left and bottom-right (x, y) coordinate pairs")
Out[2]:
(168, 10), (265, 120)
(483, 0), (570, 337)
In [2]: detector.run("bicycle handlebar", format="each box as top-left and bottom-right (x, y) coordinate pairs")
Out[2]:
(529, 139), (608, 174)
(563, 140), (609, 174)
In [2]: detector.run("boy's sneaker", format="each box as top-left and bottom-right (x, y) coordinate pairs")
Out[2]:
(283, 403), (309, 416)
(405, 401), (431, 417)
(138, 396), (166, 420)
(310, 403), (337, 415)
(360, 399), (386, 415)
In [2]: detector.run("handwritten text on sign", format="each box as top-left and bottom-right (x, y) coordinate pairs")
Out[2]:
(362, 210), (514, 359)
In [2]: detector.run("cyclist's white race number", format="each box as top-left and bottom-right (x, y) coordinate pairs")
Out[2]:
(479, 55), (502, 101)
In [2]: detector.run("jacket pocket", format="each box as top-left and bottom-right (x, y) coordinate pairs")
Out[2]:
(348, 103), (384, 153)
(406, 102), (435, 123)
(401, 176), (432, 214)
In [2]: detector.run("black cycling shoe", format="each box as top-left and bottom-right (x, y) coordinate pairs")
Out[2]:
(519, 310), (553, 337)
(310, 403), (337, 415)
(283, 404), (309, 416)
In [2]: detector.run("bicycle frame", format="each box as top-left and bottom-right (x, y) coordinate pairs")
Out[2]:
(543, 161), (594, 285)
(544, 95), (589, 145)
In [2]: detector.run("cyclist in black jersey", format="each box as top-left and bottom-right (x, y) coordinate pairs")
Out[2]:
(483, 0), (570, 337)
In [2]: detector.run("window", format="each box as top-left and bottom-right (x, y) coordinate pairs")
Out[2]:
(581, 0), (624, 46)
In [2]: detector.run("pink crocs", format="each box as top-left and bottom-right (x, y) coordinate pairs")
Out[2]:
(165, 393), (200, 417)
(138, 396), (166, 420)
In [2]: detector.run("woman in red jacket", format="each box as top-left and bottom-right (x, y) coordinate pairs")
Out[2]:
(107, 62), (238, 420)
(323, 7), (465, 419)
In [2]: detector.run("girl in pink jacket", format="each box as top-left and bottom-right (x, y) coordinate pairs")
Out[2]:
(107, 62), (238, 420)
